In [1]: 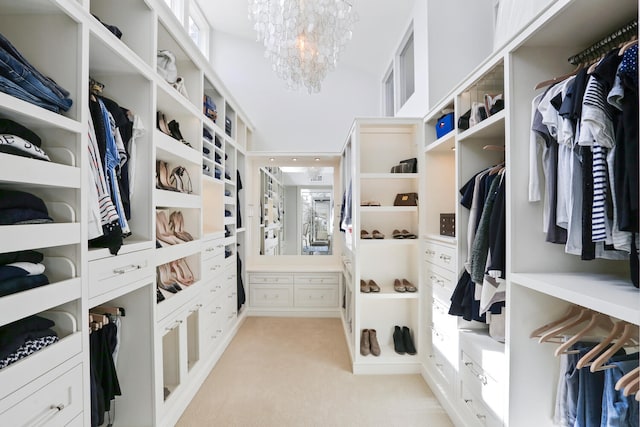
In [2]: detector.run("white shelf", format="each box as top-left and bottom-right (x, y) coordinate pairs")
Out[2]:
(423, 234), (457, 245)
(87, 238), (154, 262)
(223, 217), (235, 225)
(156, 130), (202, 165)
(224, 196), (235, 205)
(361, 292), (419, 300)
(425, 132), (456, 153)
(88, 24), (152, 79)
(0, 223), (80, 253)
(0, 155), (81, 188)
(155, 240), (201, 267)
(510, 272), (640, 325)
(360, 206), (418, 213)
(360, 173), (418, 180)
(155, 189), (201, 209)
(457, 110), (505, 141)
(359, 239), (418, 246)
(0, 92), (81, 133)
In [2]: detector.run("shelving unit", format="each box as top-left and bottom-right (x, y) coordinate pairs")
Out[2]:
(420, 0), (639, 426)
(0, 0), (252, 425)
(340, 118), (423, 374)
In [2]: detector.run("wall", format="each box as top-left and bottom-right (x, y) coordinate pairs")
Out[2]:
(284, 185), (299, 255)
(210, 31), (379, 153)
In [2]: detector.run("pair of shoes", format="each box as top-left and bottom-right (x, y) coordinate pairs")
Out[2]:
(361, 229), (384, 239)
(172, 76), (189, 98)
(168, 211), (193, 241)
(156, 288), (165, 303)
(393, 278), (417, 292)
(203, 164), (211, 173)
(203, 128), (213, 141)
(225, 226), (231, 237)
(167, 119), (190, 146)
(360, 279), (380, 293)
(225, 210), (232, 217)
(169, 166), (193, 193)
(360, 329), (381, 356)
(156, 210), (187, 246)
(170, 258), (195, 286)
(157, 111), (171, 136)
(393, 326), (416, 355)
(392, 229), (417, 239)
(360, 200), (381, 206)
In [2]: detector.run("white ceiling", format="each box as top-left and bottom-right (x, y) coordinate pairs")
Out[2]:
(196, 0), (416, 78)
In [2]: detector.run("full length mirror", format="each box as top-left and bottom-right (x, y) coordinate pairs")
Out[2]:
(259, 166), (334, 255)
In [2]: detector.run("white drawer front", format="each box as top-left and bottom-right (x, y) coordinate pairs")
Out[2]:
(426, 344), (454, 388)
(0, 363), (83, 426)
(294, 273), (339, 285)
(202, 239), (225, 261)
(425, 263), (456, 305)
(461, 351), (504, 419)
(294, 286), (338, 307)
(432, 299), (458, 333)
(424, 241), (456, 272)
(202, 254), (224, 280)
(88, 249), (153, 299)
(248, 273), (293, 284)
(460, 383), (504, 427)
(431, 324), (457, 366)
(250, 284), (294, 307)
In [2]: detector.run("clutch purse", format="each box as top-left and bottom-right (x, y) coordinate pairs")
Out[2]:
(393, 192), (418, 206)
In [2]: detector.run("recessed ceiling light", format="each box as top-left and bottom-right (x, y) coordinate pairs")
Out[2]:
(269, 158), (275, 161)
(314, 157), (320, 161)
(292, 158), (297, 161)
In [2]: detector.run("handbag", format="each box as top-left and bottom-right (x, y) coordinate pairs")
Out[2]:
(458, 109), (471, 130)
(399, 158), (417, 173)
(393, 192), (418, 206)
(157, 50), (178, 84)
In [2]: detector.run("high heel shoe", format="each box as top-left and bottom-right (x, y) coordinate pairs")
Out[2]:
(171, 258), (194, 286)
(156, 111), (171, 136)
(156, 160), (179, 192)
(157, 263), (182, 292)
(170, 166), (193, 194)
(156, 210), (186, 245)
(169, 211), (194, 241)
(168, 120), (192, 147)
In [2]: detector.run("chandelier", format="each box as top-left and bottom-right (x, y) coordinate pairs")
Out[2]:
(248, 0), (358, 93)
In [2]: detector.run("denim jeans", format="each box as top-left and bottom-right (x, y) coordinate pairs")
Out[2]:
(0, 47), (71, 111)
(0, 74), (57, 112)
(601, 355), (639, 427)
(0, 31), (69, 99)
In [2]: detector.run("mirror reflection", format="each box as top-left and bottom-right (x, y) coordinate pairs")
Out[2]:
(260, 166), (334, 255)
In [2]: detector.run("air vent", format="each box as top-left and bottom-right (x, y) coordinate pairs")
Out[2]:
(309, 175), (323, 183)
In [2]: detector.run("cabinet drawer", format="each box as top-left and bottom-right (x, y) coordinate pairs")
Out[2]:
(202, 239), (225, 261)
(431, 324), (457, 366)
(432, 299), (458, 333)
(250, 284), (293, 307)
(0, 363), (83, 426)
(88, 249), (153, 299)
(294, 286), (338, 307)
(294, 273), (339, 285)
(248, 273), (293, 284)
(425, 263), (456, 305)
(202, 254), (224, 279)
(424, 241), (456, 272)
(460, 383), (503, 427)
(460, 351), (504, 419)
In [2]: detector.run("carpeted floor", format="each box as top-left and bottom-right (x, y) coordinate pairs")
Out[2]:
(177, 317), (453, 427)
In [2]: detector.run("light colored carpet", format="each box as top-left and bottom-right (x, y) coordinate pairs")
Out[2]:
(177, 317), (453, 427)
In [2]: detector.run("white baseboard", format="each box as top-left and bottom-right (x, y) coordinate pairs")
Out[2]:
(246, 308), (340, 318)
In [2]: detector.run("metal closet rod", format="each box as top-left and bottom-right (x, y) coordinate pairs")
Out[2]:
(567, 19), (637, 65)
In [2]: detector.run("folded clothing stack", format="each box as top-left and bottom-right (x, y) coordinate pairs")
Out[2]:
(0, 250), (49, 298)
(0, 118), (50, 161)
(0, 189), (53, 225)
(0, 31), (72, 113)
(0, 314), (58, 370)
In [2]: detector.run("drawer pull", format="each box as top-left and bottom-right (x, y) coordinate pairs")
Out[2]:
(425, 249), (436, 256)
(189, 304), (203, 313)
(439, 254), (452, 263)
(464, 399), (472, 405)
(464, 362), (488, 385)
(30, 403), (65, 427)
(476, 414), (486, 420)
(165, 320), (183, 331)
(205, 247), (215, 252)
(113, 264), (141, 274)
(435, 363), (443, 368)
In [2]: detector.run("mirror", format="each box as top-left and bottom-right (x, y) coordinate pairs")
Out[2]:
(259, 166), (334, 255)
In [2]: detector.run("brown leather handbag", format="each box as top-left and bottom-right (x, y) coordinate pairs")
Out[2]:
(393, 192), (418, 206)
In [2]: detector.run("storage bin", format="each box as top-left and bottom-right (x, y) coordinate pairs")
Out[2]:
(435, 112), (454, 138)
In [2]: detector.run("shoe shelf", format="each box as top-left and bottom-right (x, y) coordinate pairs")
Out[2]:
(456, 109), (505, 142)
(156, 282), (202, 323)
(155, 189), (201, 209)
(224, 196), (235, 205)
(424, 132), (455, 153)
(88, 26), (152, 81)
(156, 130), (202, 165)
(361, 291), (419, 300)
(154, 241), (202, 268)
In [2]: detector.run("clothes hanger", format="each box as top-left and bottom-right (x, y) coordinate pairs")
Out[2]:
(554, 313), (614, 357)
(530, 305), (582, 338)
(534, 63), (582, 90)
(616, 366), (640, 391)
(590, 324), (640, 372)
(576, 320), (626, 369)
(618, 38), (637, 55)
(538, 307), (591, 344)
(623, 376), (640, 397)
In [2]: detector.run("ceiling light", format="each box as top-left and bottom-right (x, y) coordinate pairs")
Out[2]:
(292, 158), (298, 162)
(315, 157), (320, 161)
(248, 0), (358, 93)
(269, 157), (275, 161)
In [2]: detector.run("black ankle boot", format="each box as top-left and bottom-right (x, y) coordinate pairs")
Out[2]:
(393, 325), (406, 354)
(402, 326), (416, 355)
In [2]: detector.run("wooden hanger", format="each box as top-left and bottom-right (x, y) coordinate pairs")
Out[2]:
(618, 37), (637, 56)
(530, 305), (582, 338)
(482, 144), (505, 152)
(616, 366), (640, 391)
(576, 320), (626, 369)
(91, 305), (125, 317)
(539, 308), (591, 344)
(623, 376), (640, 397)
(534, 64), (581, 90)
(590, 324), (640, 372)
(554, 313), (614, 357)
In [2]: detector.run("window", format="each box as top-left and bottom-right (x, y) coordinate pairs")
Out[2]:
(383, 66), (394, 116)
(164, 0), (184, 23)
(399, 29), (415, 106)
(188, 5), (209, 57)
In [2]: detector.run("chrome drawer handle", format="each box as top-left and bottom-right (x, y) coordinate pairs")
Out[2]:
(113, 264), (141, 274)
(426, 249), (436, 256)
(464, 362), (488, 385)
(30, 404), (66, 427)
(165, 320), (183, 331)
(476, 414), (486, 420)
(205, 247), (215, 252)
(189, 304), (203, 313)
(439, 254), (452, 263)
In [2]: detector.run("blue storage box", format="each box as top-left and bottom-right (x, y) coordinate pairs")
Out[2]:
(435, 112), (454, 138)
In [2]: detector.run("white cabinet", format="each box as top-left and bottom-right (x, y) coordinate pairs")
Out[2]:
(248, 272), (340, 313)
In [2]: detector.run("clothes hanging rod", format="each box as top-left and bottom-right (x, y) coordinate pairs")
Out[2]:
(567, 20), (637, 65)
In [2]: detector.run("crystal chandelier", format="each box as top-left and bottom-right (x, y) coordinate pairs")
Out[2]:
(248, 0), (358, 93)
